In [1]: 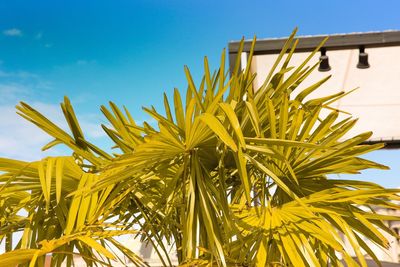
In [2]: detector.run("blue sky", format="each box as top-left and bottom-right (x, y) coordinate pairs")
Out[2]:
(1, 0), (400, 187)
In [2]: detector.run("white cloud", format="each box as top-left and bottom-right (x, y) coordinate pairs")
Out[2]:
(0, 69), (39, 79)
(0, 101), (107, 161)
(3, 28), (22, 37)
(0, 105), (61, 161)
(0, 68), (106, 161)
(0, 83), (30, 102)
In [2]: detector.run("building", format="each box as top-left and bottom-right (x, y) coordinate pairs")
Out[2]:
(229, 31), (400, 265)
(229, 30), (400, 146)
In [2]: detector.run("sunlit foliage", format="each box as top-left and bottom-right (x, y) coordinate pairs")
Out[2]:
(1, 29), (399, 267)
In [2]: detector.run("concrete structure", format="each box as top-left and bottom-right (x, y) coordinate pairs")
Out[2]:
(229, 31), (400, 147)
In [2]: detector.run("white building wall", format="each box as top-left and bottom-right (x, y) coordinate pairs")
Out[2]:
(250, 46), (400, 142)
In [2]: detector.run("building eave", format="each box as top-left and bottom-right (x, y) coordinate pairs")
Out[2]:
(228, 30), (400, 55)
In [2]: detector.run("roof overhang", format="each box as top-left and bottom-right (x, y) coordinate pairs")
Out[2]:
(228, 30), (400, 54)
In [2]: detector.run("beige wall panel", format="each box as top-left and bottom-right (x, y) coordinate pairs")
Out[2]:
(251, 46), (400, 142)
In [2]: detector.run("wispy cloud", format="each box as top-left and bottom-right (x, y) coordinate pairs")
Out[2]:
(77, 60), (88, 65)
(0, 104), (64, 161)
(0, 98), (107, 161)
(3, 28), (22, 37)
(0, 69), (39, 79)
(0, 83), (30, 103)
(0, 69), (49, 103)
(35, 32), (43, 40)
(76, 59), (96, 65)
(0, 66), (106, 161)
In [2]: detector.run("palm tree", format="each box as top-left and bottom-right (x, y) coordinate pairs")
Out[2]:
(1, 29), (399, 267)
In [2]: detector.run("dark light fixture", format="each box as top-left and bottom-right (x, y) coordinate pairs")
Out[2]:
(357, 46), (370, 69)
(318, 48), (331, 72)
